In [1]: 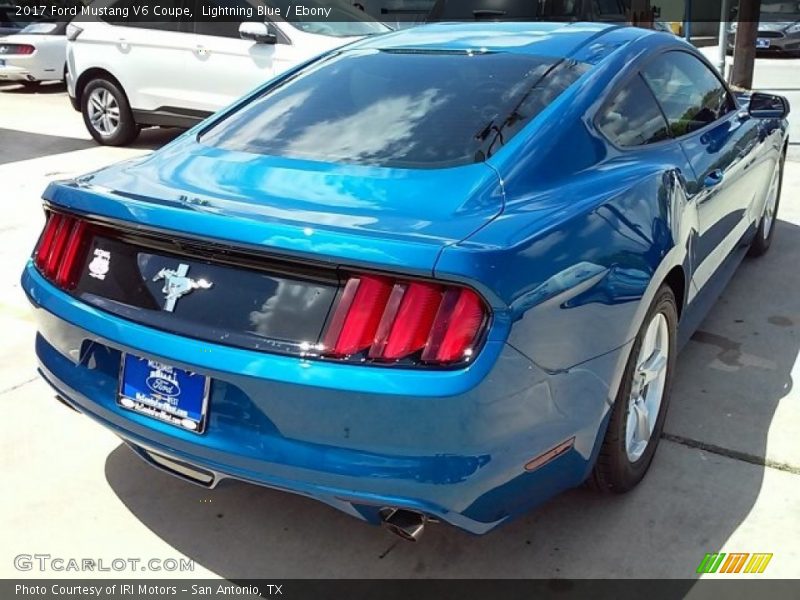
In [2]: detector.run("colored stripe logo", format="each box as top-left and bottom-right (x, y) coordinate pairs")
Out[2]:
(696, 553), (773, 574)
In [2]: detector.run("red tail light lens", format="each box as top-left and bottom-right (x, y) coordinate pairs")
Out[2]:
(322, 275), (393, 357)
(34, 212), (91, 290)
(12, 44), (35, 55)
(370, 282), (442, 360)
(421, 288), (485, 363)
(323, 273), (488, 366)
(55, 220), (89, 288)
(34, 212), (64, 272)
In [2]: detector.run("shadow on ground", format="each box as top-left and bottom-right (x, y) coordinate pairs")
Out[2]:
(0, 128), (95, 164)
(0, 81), (66, 94)
(103, 221), (799, 579)
(132, 127), (183, 151)
(0, 126), (182, 164)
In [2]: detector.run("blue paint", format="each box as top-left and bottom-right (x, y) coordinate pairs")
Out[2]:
(22, 23), (789, 534)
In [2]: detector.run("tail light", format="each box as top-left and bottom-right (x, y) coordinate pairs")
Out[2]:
(10, 44), (35, 55)
(322, 273), (488, 366)
(34, 212), (91, 290)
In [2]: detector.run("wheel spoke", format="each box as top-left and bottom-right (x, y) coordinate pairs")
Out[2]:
(626, 405), (639, 449)
(641, 320), (657, 361)
(633, 400), (650, 442)
(638, 349), (667, 386)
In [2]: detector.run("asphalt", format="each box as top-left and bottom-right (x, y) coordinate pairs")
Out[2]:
(0, 56), (799, 580)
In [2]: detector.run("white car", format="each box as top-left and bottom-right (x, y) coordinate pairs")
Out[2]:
(0, 21), (68, 87)
(67, 0), (390, 145)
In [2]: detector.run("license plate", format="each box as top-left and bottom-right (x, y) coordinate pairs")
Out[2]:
(756, 38), (771, 49)
(118, 354), (209, 433)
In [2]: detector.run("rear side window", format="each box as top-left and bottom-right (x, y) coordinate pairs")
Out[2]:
(597, 75), (670, 147)
(641, 51), (735, 137)
(200, 50), (589, 168)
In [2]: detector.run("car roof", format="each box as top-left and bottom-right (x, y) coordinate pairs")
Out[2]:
(356, 22), (654, 61)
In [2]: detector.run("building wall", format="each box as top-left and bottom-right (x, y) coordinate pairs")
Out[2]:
(353, 0), (727, 38)
(654, 0), (727, 36)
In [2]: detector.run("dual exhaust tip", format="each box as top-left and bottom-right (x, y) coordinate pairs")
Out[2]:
(380, 508), (427, 542)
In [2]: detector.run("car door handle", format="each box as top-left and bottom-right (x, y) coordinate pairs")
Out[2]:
(704, 169), (724, 188)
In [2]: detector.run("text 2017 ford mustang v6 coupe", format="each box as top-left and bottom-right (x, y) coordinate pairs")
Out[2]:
(22, 22), (789, 540)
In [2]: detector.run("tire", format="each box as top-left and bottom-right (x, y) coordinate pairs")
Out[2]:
(748, 151), (785, 257)
(591, 285), (678, 493)
(81, 77), (139, 146)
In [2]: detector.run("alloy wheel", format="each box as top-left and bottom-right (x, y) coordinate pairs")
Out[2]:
(625, 312), (670, 462)
(87, 87), (121, 137)
(762, 159), (782, 240)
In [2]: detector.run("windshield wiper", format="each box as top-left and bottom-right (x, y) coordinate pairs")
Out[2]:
(473, 61), (567, 161)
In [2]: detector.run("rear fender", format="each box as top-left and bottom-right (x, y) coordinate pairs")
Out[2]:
(435, 161), (694, 380)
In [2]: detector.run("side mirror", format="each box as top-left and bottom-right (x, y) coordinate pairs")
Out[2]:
(749, 92), (790, 119)
(239, 22), (278, 44)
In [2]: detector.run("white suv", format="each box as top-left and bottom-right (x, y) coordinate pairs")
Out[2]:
(66, 0), (389, 145)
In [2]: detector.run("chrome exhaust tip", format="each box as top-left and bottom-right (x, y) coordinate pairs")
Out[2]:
(380, 508), (426, 542)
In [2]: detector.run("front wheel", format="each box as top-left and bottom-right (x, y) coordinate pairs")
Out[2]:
(591, 285), (678, 493)
(81, 78), (139, 146)
(748, 151), (785, 257)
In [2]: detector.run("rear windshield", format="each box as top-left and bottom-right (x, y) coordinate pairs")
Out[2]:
(200, 49), (589, 169)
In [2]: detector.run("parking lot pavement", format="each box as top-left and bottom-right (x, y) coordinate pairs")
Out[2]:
(1, 80), (799, 580)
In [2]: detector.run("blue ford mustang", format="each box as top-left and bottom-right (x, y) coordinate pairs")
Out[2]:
(22, 22), (789, 539)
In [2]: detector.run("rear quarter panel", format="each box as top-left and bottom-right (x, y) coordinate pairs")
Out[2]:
(436, 151), (693, 374)
(436, 35), (700, 393)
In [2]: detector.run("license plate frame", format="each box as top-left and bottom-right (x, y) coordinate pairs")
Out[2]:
(117, 354), (210, 434)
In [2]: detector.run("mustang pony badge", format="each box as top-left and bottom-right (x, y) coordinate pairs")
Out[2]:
(153, 264), (213, 312)
(88, 248), (111, 280)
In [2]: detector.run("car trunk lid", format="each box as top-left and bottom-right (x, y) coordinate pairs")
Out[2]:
(40, 137), (503, 358)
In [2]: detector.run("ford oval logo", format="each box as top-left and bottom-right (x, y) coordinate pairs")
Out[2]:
(146, 376), (181, 397)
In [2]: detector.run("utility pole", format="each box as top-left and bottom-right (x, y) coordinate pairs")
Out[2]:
(683, 0), (692, 42)
(731, 0), (762, 89)
(717, 0), (731, 78)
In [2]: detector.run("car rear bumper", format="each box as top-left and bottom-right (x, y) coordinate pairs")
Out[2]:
(0, 63), (38, 82)
(0, 56), (61, 82)
(23, 262), (619, 534)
